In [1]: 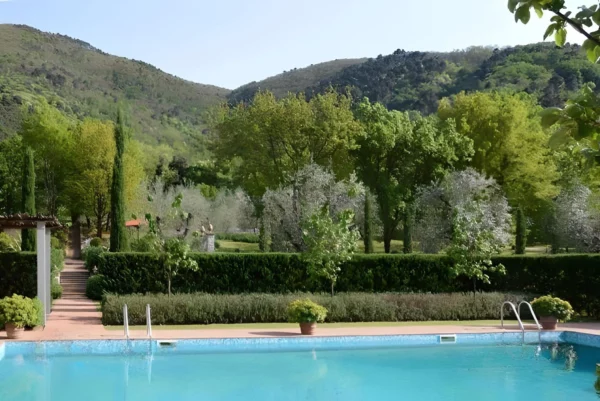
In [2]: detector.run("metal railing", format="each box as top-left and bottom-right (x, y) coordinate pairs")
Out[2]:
(123, 304), (152, 340)
(146, 304), (152, 339)
(123, 304), (130, 339)
(501, 301), (524, 331)
(500, 301), (542, 343)
(518, 301), (542, 342)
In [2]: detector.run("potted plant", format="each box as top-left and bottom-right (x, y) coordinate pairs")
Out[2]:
(0, 294), (41, 339)
(287, 299), (328, 335)
(531, 295), (574, 330)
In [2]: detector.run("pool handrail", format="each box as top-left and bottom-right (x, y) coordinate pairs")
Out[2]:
(517, 301), (542, 330)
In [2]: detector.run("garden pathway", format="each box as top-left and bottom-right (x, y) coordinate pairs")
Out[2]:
(33, 258), (106, 339)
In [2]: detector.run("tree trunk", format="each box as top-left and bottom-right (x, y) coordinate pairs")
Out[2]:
(331, 282), (335, 297)
(403, 207), (413, 254)
(96, 217), (103, 238)
(71, 213), (82, 259)
(515, 207), (526, 254)
(383, 230), (392, 254)
(363, 193), (374, 254)
(105, 212), (111, 233)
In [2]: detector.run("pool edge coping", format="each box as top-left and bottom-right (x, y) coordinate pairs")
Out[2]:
(4, 330), (600, 359)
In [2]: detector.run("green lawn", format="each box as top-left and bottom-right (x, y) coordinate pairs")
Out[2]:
(216, 240), (260, 252)
(215, 239), (550, 255)
(105, 320), (518, 331)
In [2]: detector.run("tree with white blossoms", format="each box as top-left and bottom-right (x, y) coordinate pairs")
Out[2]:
(262, 163), (364, 252)
(552, 184), (600, 252)
(302, 206), (359, 296)
(414, 169), (512, 288)
(130, 179), (255, 247)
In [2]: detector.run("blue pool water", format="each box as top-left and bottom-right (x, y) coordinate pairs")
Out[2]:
(1, 336), (600, 400)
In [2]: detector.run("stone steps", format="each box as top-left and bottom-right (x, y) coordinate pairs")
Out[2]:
(59, 264), (89, 299)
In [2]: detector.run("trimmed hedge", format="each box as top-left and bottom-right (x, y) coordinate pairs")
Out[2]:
(86, 275), (106, 301)
(96, 253), (600, 316)
(97, 253), (456, 294)
(101, 292), (528, 325)
(0, 251), (64, 299)
(0, 252), (37, 298)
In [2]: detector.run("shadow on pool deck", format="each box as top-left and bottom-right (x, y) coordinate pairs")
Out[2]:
(248, 331), (299, 337)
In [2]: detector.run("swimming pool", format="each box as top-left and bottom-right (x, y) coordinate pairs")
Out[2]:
(1, 331), (600, 400)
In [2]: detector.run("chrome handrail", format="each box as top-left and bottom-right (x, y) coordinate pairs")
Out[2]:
(518, 301), (542, 330)
(501, 301), (525, 342)
(123, 304), (130, 339)
(501, 301), (524, 331)
(146, 304), (152, 339)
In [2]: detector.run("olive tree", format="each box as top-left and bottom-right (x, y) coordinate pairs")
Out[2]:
(551, 184), (600, 251)
(414, 169), (512, 287)
(262, 163), (364, 252)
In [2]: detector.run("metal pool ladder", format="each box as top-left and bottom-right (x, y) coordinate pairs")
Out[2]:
(500, 301), (542, 343)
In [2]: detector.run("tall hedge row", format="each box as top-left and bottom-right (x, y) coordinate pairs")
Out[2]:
(95, 253), (600, 316)
(97, 253), (458, 295)
(0, 252), (37, 298)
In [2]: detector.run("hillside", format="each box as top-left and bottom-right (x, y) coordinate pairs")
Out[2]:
(0, 24), (230, 155)
(2, 24), (599, 157)
(229, 44), (600, 117)
(306, 43), (600, 114)
(227, 58), (366, 103)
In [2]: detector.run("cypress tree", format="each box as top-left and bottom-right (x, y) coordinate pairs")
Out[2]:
(403, 205), (413, 254)
(21, 147), (36, 251)
(109, 109), (127, 252)
(515, 207), (526, 254)
(363, 193), (374, 253)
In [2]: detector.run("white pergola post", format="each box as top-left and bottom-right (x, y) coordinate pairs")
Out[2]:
(36, 221), (51, 325)
(45, 226), (51, 315)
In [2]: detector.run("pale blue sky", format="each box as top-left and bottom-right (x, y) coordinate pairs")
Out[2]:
(0, 0), (582, 89)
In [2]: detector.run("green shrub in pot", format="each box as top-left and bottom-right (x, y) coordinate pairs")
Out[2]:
(531, 295), (574, 330)
(0, 294), (41, 338)
(287, 299), (327, 335)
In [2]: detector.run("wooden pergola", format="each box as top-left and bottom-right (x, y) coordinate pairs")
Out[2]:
(0, 214), (62, 326)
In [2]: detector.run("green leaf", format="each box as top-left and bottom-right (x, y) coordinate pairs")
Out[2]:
(582, 18), (593, 27)
(582, 39), (597, 50)
(515, 5), (531, 23)
(508, 0), (520, 13)
(594, 46), (600, 63)
(593, 10), (600, 25)
(533, 5), (543, 18)
(555, 28), (567, 46)
(540, 107), (562, 127)
(548, 126), (573, 148)
(543, 24), (556, 40)
(576, 6), (595, 18)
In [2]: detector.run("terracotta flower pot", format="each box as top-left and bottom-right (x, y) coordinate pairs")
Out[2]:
(539, 316), (558, 330)
(5, 323), (25, 339)
(299, 322), (317, 335)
